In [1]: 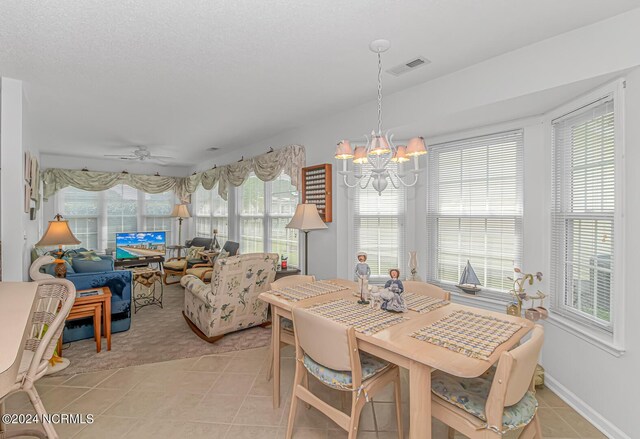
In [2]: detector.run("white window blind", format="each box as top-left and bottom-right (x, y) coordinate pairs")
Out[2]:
(352, 163), (406, 282)
(269, 173), (299, 267)
(143, 191), (175, 245)
(105, 185), (139, 249)
(551, 97), (615, 330)
(59, 187), (99, 250)
(238, 174), (265, 254)
(427, 130), (523, 294)
(194, 185), (229, 244)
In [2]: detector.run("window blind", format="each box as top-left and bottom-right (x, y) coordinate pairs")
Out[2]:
(143, 191), (175, 244)
(551, 97), (615, 329)
(194, 185), (229, 244)
(352, 163), (406, 282)
(270, 173), (299, 267)
(238, 174), (265, 253)
(427, 130), (523, 294)
(105, 185), (139, 249)
(59, 187), (99, 250)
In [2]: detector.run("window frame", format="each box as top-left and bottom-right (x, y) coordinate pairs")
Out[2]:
(425, 129), (525, 300)
(547, 79), (626, 351)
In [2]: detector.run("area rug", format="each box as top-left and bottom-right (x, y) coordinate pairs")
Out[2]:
(57, 283), (271, 376)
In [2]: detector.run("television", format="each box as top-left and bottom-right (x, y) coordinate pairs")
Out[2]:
(115, 232), (166, 260)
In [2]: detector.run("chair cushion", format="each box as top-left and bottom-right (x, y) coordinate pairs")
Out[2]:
(186, 267), (213, 280)
(281, 317), (293, 332)
(186, 246), (205, 261)
(431, 368), (538, 432)
(302, 352), (391, 390)
(164, 260), (187, 271)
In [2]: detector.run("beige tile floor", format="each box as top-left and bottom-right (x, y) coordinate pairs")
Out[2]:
(3, 345), (607, 439)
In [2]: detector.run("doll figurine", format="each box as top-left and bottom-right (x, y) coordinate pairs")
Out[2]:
(355, 252), (371, 304)
(381, 268), (407, 312)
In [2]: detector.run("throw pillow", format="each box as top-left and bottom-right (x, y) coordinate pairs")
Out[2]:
(79, 250), (102, 262)
(186, 246), (205, 261)
(217, 249), (230, 260)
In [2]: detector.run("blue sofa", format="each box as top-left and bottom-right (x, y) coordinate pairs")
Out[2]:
(33, 248), (132, 343)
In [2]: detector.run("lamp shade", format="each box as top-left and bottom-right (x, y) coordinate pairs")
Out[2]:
(286, 204), (328, 232)
(335, 140), (354, 159)
(170, 204), (191, 218)
(353, 146), (367, 164)
(36, 216), (81, 247)
(391, 145), (409, 163)
(406, 137), (427, 156)
(369, 135), (391, 156)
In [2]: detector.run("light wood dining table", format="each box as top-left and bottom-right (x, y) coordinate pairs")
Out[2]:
(259, 279), (533, 439)
(0, 282), (39, 399)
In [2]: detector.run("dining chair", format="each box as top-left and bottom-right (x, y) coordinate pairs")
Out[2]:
(430, 325), (544, 439)
(0, 279), (76, 439)
(403, 280), (451, 301)
(266, 275), (316, 381)
(286, 306), (403, 439)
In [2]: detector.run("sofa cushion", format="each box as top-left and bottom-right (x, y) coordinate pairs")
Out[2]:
(302, 352), (390, 390)
(72, 257), (114, 273)
(78, 250), (102, 261)
(431, 368), (538, 432)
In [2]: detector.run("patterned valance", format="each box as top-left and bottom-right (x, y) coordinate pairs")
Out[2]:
(42, 144), (306, 203)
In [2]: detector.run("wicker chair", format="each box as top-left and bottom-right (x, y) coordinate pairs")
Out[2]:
(0, 279), (76, 439)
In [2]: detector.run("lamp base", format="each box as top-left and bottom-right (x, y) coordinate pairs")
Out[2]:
(54, 259), (67, 278)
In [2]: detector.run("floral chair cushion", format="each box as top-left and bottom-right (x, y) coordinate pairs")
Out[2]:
(431, 368), (538, 432)
(165, 259), (187, 270)
(281, 317), (294, 332)
(302, 352), (390, 390)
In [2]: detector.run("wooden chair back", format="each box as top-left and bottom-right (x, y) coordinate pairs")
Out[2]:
(403, 281), (450, 300)
(271, 275), (316, 290)
(292, 306), (360, 378)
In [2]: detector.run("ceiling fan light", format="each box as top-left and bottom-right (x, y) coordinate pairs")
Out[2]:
(353, 146), (368, 164)
(334, 140), (354, 159)
(406, 137), (427, 156)
(369, 135), (391, 156)
(391, 145), (409, 163)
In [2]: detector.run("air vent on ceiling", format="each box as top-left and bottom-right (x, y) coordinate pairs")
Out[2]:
(387, 56), (431, 76)
(207, 147), (220, 151)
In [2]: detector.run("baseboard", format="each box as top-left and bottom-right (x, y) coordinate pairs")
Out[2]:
(545, 373), (630, 439)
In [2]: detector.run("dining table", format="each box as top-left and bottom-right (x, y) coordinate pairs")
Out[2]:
(259, 278), (533, 439)
(0, 282), (39, 399)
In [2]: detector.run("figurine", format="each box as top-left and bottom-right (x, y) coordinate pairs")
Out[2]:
(355, 252), (371, 304)
(381, 268), (407, 312)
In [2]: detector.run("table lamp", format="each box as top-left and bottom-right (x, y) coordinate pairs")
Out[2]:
(286, 203), (327, 275)
(35, 214), (81, 277)
(171, 203), (191, 251)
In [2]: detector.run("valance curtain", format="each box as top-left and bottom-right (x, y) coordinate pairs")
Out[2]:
(42, 144), (306, 203)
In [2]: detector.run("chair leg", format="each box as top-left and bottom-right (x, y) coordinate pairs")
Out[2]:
(347, 392), (366, 439)
(27, 387), (58, 439)
(393, 373), (403, 439)
(285, 362), (305, 439)
(447, 426), (456, 439)
(532, 413), (542, 438)
(266, 344), (274, 381)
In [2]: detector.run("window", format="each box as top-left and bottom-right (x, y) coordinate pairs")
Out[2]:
(57, 186), (176, 251)
(427, 130), (524, 293)
(238, 174), (265, 254)
(192, 172), (300, 264)
(352, 163), (406, 282)
(143, 191), (175, 245)
(269, 173), (299, 267)
(552, 97), (615, 330)
(59, 187), (99, 250)
(194, 185), (229, 244)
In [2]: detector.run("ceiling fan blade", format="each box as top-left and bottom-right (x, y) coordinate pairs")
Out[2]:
(150, 155), (174, 160)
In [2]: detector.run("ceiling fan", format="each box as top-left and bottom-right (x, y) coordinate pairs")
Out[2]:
(104, 146), (174, 164)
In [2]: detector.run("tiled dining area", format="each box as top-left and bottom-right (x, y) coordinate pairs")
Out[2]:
(3, 346), (605, 439)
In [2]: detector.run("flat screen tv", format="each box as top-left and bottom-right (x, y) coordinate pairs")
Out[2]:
(115, 232), (166, 260)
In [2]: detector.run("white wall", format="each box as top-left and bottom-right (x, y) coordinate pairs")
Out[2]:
(1, 77), (27, 281)
(187, 10), (640, 438)
(41, 153), (191, 178)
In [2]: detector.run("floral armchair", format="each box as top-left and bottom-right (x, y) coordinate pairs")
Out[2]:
(181, 253), (278, 342)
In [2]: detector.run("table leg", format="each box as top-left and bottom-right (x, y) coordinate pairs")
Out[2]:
(272, 306), (281, 409)
(409, 360), (432, 439)
(104, 296), (111, 351)
(95, 305), (102, 353)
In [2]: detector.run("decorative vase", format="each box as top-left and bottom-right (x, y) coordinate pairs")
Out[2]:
(408, 251), (421, 281)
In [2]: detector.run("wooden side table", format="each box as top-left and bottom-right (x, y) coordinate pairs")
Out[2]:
(275, 267), (301, 280)
(60, 286), (112, 354)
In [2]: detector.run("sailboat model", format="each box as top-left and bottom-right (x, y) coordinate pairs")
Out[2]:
(457, 260), (481, 295)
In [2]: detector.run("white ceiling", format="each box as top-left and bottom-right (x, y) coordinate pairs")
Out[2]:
(1, 0), (639, 166)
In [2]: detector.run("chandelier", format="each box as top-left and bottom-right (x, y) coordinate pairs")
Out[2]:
(335, 39), (427, 195)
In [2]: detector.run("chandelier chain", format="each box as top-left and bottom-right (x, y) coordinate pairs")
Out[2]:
(377, 51), (383, 135)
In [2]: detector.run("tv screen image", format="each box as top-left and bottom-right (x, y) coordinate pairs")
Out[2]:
(116, 232), (166, 259)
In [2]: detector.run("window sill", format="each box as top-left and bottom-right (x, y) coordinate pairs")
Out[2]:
(545, 312), (625, 357)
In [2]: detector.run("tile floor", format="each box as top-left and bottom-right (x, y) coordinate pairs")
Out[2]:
(4, 345), (607, 438)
